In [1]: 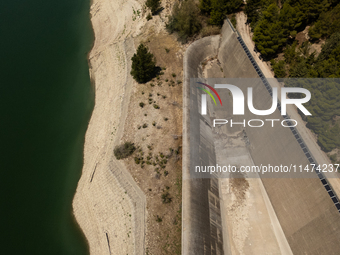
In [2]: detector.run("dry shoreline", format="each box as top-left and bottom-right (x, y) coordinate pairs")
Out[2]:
(72, 0), (147, 254)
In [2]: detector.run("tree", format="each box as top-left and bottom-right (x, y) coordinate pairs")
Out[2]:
(131, 44), (156, 83)
(200, 0), (243, 26)
(146, 0), (161, 15)
(270, 59), (286, 77)
(199, 0), (211, 14)
(253, 4), (286, 58)
(166, 0), (202, 42)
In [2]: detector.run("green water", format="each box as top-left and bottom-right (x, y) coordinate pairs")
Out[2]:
(0, 0), (93, 254)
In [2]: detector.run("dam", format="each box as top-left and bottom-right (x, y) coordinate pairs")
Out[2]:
(182, 20), (340, 254)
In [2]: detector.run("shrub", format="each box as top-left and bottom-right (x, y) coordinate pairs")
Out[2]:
(114, 142), (136, 160)
(161, 192), (172, 203)
(143, 123), (148, 128)
(330, 154), (337, 163)
(146, 13), (153, 21)
(172, 73), (176, 77)
(156, 215), (163, 222)
(153, 104), (160, 109)
(146, 0), (161, 15)
(139, 102), (145, 108)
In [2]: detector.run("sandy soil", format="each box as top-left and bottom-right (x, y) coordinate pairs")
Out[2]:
(120, 20), (185, 254)
(72, 0), (148, 254)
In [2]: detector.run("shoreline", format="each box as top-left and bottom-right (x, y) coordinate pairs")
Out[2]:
(72, 0), (146, 254)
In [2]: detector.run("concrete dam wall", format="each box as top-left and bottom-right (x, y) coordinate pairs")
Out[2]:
(183, 20), (340, 254)
(183, 35), (225, 255)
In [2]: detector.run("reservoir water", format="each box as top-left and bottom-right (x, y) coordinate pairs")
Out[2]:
(0, 0), (93, 254)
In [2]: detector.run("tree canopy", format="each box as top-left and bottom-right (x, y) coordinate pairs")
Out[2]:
(131, 44), (156, 83)
(199, 0), (243, 26)
(166, 0), (202, 43)
(245, 0), (340, 154)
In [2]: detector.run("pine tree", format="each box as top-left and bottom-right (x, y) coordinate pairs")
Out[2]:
(253, 4), (286, 57)
(131, 44), (156, 83)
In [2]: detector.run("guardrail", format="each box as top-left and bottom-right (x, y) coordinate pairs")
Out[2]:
(226, 19), (340, 213)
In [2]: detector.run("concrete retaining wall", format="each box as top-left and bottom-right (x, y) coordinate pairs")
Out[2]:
(183, 20), (340, 255)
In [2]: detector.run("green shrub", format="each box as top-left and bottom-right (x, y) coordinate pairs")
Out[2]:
(153, 104), (160, 109)
(139, 102), (145, 108)
(156, 215), (162, 222)
(161, 192), (172, 203)
(114, 142), (136, 160)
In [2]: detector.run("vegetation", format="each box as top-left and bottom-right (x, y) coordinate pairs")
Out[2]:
(166, 0), (202, 42)
(161, 191), (172, 203)
(199, 0), (243, 26)
(146, 0), (161, 15)
(146, 13), (153, 21)
(114, 142), (136, 160)
(244, 0), (340, 154)
(309, 4), (340, 40)
(131, 43), (156, 83)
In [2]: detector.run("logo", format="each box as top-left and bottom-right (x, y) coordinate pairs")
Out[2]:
(197, 82), (311, 116)
(197, 82), (312, 128)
